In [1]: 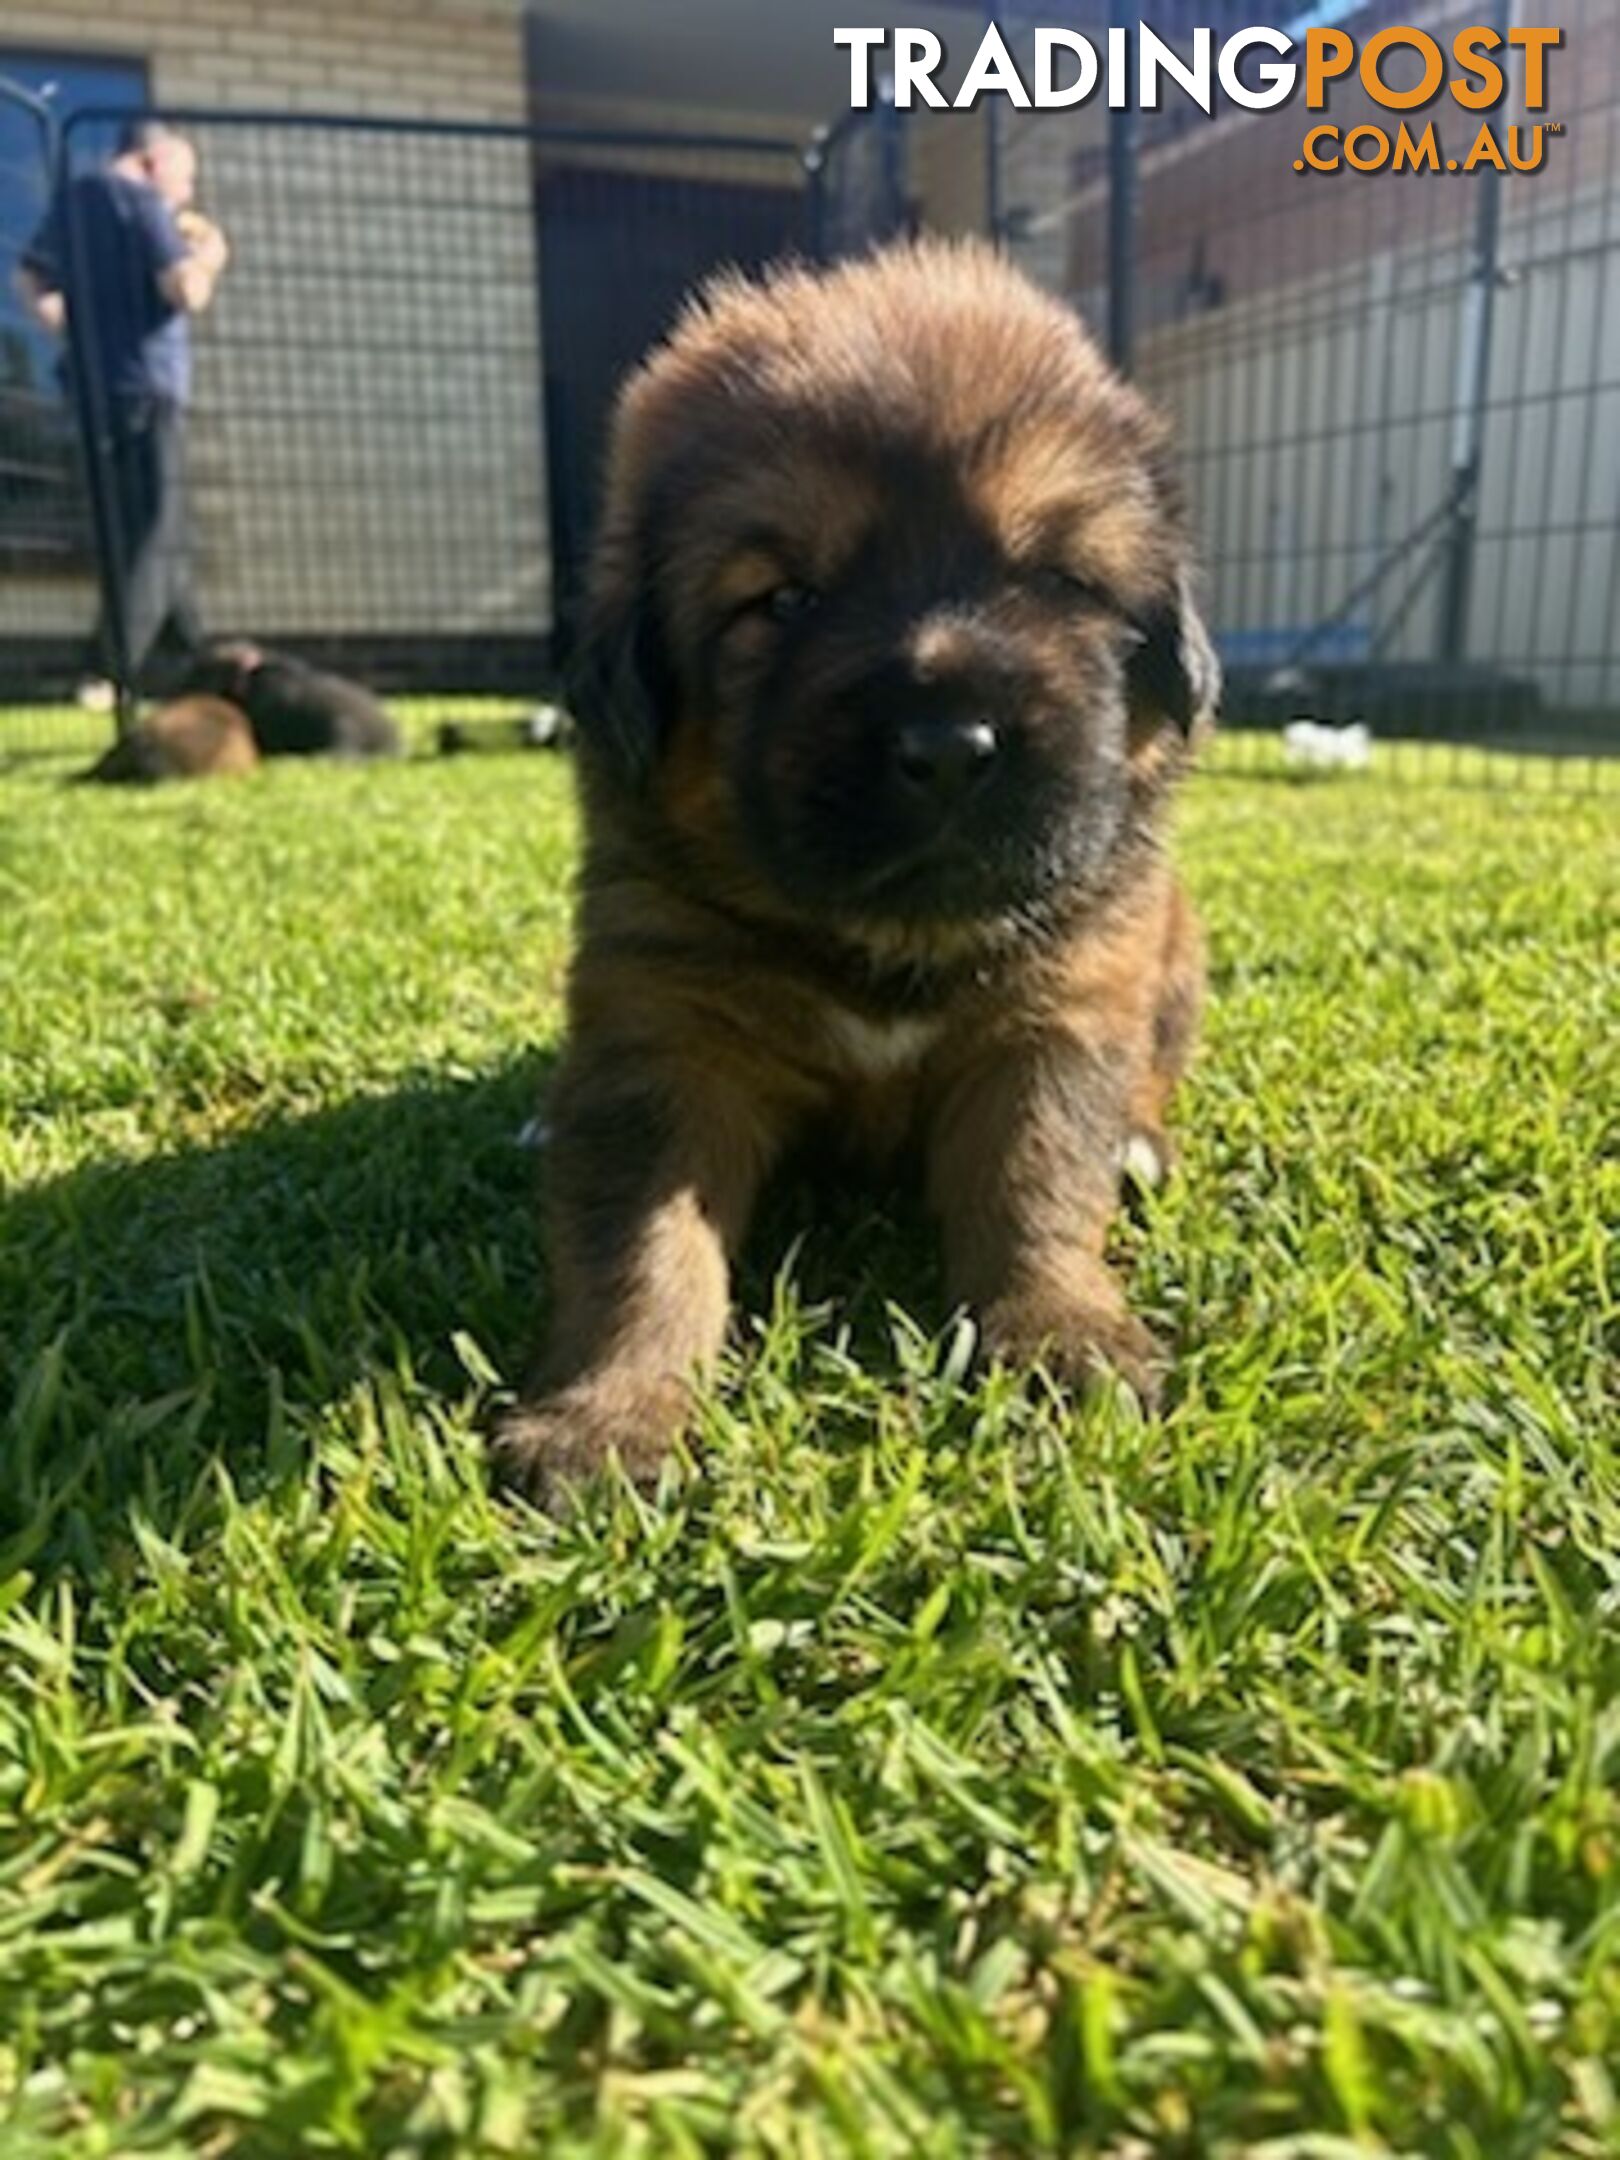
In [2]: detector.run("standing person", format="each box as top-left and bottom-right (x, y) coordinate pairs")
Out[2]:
(15, 120), (228, 708)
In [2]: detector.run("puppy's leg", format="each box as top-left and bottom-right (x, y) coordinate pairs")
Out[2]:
(1124, 880), (1206, 1190)
(928, 1029), (1164, 1405)
(493, 1043), (787, 1506)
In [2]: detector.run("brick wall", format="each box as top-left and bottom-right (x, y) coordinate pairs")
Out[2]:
(2, 0), (547, 665)
(2, 0), (530, 118)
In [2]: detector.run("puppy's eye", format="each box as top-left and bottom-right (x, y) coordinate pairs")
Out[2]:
(761, 582), (820, 623)
(1031, 566), (1110, 610)
(723, 581), (821, 638)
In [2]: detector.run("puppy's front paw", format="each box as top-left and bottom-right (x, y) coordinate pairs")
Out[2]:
(980, 1274), (1166, 1411)
(1120, 1126), (1174, 1192)
(490, 1374), (689, 1511)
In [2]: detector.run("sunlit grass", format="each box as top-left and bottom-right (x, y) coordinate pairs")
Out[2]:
(1, 732), (1615, 2154)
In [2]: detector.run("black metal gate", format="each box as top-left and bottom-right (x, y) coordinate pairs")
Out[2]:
(48, 108), (818, 732)
(2, 101), (875, 748)
(0, 78), (102, 722)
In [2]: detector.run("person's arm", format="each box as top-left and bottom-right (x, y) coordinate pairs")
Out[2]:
(142, 194), (228, 317)
(16, 195), (65, 334)
(157, 251), (221, 315)
(12, 263), (65, 336)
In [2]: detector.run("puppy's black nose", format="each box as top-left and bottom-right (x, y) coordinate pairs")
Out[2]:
(893, 715), (999, 803)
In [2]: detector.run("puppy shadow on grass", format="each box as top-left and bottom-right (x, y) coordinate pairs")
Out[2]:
(0, 1058), (554, 1557)
(0, 1055), (959, 1566)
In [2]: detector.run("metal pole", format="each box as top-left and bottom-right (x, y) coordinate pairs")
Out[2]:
(875, 73), (904, 239)
(1106, 3), (1136, 373)
(1437, 0), (1512, 662)
(803, 129), (828, 261)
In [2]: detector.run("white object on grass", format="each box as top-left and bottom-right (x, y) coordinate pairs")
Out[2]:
(524, 704), (570, 747)
(1120, 1132), (1167, 1190)
(76, 676), (117, 715)
(1282, 719), (1372, 771)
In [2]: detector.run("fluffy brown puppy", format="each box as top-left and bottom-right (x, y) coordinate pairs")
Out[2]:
(496, 239), (1219, 1504)
(78, 694), (260, 783)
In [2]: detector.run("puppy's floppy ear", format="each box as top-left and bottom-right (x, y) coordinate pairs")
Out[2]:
(1128, 565), (1221, 742)
(565, 551), (674, 790)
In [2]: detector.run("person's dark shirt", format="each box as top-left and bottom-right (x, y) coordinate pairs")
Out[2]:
(22, 168), (191, 407)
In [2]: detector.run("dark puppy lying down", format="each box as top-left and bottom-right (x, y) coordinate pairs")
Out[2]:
(78, 643), (402, 783)
(183, 642), (402, 761)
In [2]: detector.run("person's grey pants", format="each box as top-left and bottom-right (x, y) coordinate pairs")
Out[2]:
(94, 394), (204, 693)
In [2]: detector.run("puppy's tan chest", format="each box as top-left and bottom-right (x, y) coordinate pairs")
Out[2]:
(805, 1005), (945, 1161)
(820, 1007), (943, 1081)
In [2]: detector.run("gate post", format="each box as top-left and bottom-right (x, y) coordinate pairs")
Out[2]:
(1437, 0), (1510, 666)
(804, 127), (829, 261)
(874, 72), (905, 239)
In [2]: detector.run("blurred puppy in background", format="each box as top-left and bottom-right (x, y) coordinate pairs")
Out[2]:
(78, 694), (259, 783)
(77, 641), (401, 783)
(183, 641), (402, 760)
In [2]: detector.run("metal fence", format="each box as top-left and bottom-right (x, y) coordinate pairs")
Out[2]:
(994, 0), (1620, 788)
(0, 98), (819, 757)
(2, 14), (1617, 789)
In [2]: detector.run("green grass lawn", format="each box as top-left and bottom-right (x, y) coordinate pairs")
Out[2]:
(1, 732), (1616, 2156)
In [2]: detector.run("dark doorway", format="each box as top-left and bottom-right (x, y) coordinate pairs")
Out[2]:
(535, 161), (804, 657)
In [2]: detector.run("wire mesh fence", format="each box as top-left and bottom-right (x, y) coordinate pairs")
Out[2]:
(0, 103), (811, 761)
(994, 0), (1620, 789)
(2, 17), (1616, 788)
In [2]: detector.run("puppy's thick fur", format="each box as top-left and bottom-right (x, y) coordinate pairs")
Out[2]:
(182, 642), (401, 761)
(79, 694), (260, 783)
(497, 241), (1219, 1503)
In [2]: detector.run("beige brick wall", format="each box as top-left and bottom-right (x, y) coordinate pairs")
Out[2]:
(0, 0), (530, 119)
(3, 0), (547, 653)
